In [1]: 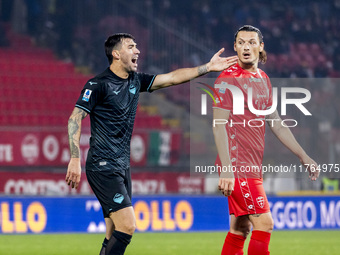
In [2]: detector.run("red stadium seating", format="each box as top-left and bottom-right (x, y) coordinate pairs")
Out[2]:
(0, 33), (167, 130)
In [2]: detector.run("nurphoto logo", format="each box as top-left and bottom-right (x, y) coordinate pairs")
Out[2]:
(198, 81), (312, 128)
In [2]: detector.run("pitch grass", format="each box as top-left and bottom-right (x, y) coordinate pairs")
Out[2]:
(1, 231), (340, 255)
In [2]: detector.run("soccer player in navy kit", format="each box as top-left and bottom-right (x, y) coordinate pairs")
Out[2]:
(65, 33), (238, 255)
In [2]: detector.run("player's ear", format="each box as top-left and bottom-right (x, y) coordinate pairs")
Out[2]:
(259, 42), (264, 53)
(233, 42), (236, 52)
(112, 50), (120, 60)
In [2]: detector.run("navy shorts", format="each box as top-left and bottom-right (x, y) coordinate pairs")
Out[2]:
(86, 169), (132, 218)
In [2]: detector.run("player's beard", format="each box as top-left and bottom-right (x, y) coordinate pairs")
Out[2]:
(121, 58), (137, 73)
(239, 56), (259, 67)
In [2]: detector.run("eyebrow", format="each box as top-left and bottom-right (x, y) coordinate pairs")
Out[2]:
(237, 38), (257, 42)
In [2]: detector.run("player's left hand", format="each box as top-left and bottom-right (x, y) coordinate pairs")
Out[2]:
(65, 158), (82, 189)
(300, 155), (320, 181)
(207, 48), (238, 72)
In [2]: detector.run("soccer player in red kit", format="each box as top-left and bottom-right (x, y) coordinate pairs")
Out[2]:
(212, 25), (319, 255)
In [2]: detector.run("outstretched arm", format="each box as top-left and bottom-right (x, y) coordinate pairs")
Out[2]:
(266, 110), (319, 181)
(65, 107), (88, 189)
(150, 48), (238, 91)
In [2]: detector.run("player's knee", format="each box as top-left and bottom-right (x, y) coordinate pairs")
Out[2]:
(251, 213), (274, 233)
(231, 222), (252, 238)
(259, 217), (274, 233)
(267, 217), (274, 232)
(122, 222), (136, 235)
(230, 228), (251, 238)
(241, 222), (252, 237)
(129, 223), (136, 234)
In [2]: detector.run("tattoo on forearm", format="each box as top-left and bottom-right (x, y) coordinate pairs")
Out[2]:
(68, 108), (87, 158)
(68, 118), (80, 158)
(198, 64), (208, 76)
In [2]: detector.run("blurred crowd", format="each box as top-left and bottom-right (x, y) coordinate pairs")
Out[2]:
(1, 0), (340, 78)
(149, 0), (340, 78)
(1, 2), (340, 112)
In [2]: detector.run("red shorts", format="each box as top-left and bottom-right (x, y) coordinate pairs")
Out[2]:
(228, 178), (270, 217)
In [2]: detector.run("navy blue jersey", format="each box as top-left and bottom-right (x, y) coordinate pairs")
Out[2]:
(75, 68), (155, 171)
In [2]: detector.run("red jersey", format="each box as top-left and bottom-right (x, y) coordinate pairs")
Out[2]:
(213, 63), (272, 216)
(214, 63), (273, 176)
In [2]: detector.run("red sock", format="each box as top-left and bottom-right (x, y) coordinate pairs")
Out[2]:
(248, 230), (271, 255)
(221, 232), (246, 255)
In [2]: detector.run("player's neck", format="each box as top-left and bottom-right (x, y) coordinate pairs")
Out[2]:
(238, 61), (258, 73)
(109, 63), (129, 79)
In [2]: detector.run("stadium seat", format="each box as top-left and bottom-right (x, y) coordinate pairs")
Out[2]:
(0, 30), (173, 132)
(297, 43), (308, 54)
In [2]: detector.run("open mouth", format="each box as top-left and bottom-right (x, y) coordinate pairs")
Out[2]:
(243, 53), (250, 58)
(132, 57), (138, 65)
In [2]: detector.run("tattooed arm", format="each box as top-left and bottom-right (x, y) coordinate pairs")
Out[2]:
(150, 48), (238, 91)
(65, 107), (88, 189)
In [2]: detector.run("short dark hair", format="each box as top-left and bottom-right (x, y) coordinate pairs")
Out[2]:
(104, 33), (135, 64)
(234, 25), (267, 64)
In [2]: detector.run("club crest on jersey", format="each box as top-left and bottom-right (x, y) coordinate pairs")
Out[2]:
(129, 84), (136, 94)
(82, 89), (92, 102)
(256, 196), (265, 208)
(219, 88), (226, 94)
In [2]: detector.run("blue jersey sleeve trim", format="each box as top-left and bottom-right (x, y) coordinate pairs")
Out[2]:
(147, 75), (156, 92)
(75, 104), (91, 113)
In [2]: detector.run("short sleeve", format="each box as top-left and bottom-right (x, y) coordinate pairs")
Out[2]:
(75, 79), (105, 113)
(268, 81), (273, 109)
(265, 75), (273, 109)
(213, 75), (235, 111)
(138, 72), (156, 93)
